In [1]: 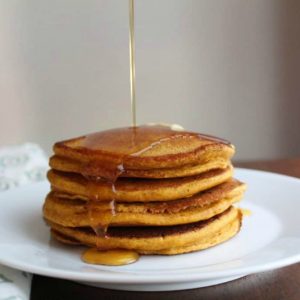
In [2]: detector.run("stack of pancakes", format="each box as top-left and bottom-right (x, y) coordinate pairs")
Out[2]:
(43, 125), (246, 255)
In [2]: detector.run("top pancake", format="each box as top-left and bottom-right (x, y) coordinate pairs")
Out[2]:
(52, 125), (234, 179)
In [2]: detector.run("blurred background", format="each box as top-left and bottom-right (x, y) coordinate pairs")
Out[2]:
(0, 0), (299, 160)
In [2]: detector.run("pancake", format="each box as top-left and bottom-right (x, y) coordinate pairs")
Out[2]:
(43, 179), (246, 227)
(47, 166), (233, 202)
(49, 206), (242, 255)
(53, 126), (235, 178)
(49, 155), (230, 179)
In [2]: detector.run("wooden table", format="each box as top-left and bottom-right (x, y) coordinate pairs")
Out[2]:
(30, 159), (300, 300)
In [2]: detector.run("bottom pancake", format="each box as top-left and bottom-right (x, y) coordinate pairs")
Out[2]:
(49, 206), (242, 255)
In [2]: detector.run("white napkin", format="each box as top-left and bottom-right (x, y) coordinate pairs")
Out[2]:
(0, 143), (48, 300)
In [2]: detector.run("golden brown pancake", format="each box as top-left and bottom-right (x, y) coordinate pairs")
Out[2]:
(47, 166), (233, 202)
(43, 179), (246, 227)
(49, 206), (242, 255)
(49, 155), (230, 179)
(53, 126), (234, 178)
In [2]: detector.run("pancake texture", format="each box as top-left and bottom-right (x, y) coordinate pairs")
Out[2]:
(49, 155), (231, 179)
(44, 179), (246, 227)
(47, 166), (234, 202)
(49, 207), (242, 255)
(43, 125), (246, 257)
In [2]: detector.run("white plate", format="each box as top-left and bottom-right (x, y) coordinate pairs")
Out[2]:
(0, 168), (300, 291)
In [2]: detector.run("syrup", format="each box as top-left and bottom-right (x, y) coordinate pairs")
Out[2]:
(87, 200), (116, 236)
(82, 248), (139, 266)
(129, 0), (136, 127)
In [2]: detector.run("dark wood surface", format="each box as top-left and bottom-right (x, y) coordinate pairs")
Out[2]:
(31, 159), (300, 300)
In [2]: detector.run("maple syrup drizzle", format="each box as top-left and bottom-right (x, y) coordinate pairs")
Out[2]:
(129, 0), (136, 127)
(87, 200), (116, 237)
(82, 248), (139, 266)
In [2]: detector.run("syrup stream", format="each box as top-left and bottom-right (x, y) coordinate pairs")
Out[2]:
(129, 0), (136, 127)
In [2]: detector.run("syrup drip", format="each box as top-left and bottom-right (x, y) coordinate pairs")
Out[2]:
(87, 200), (116, 237)
(82, 248), (139, 266)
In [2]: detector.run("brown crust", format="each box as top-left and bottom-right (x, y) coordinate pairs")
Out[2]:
(49, 155), (231, 179)
(52, 207), (234, 239)
(51, 179), (245, 214)
(47, 206), (243, 253)
(140, 179), (244, 213)
(51, 229), (81, 245)
(50, 210), (243, 254)
(49, 167), (232, 193)
(47, 166), (234, 202)
(104, 207), (230, 238)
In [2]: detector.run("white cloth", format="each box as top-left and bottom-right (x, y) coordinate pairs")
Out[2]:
(0, 143), (48, 300)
